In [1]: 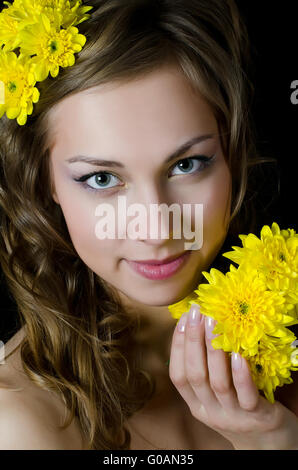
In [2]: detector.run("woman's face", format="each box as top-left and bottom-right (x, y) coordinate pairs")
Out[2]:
(48, 63), (232, 307)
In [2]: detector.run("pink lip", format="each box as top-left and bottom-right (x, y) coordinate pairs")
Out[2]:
(126, 251), (191, 280)
(132, 251), (187, 265)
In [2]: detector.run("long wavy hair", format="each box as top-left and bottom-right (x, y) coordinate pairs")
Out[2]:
(0, 0), (277, 449)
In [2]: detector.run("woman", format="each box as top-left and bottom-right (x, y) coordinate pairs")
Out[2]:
(0, 0), (297, 450)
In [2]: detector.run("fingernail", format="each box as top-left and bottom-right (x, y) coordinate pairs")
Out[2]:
(188, 304), (201, 326)
(232, 352), (242, 370)
(205, 316), (216, 339)
(177, 313), (188, 332)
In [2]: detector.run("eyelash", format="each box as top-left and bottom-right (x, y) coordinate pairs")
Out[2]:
(73, 154), (216, 193)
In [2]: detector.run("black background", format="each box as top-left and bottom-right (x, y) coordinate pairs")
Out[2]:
(0, 1), (297, 343)
(236, 1), (297, 230)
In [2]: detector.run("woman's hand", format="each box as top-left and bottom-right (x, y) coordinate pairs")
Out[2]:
(169, 303), (298, 450)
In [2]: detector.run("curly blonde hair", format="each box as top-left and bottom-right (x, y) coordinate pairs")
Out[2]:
(0, 0), (276, 449)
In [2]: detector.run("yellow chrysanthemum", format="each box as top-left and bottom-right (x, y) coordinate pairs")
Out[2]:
(195, 263), (297, 355)
(167, 223), (298, 402)
(18, 12), (86, 81)
(2, 0), (93, 31)
(0, 4), (20, 51)
(223, 222), (298, 311)
(168, 291), (198, 321)
(242, 333), (298, 403)
(0, 49), (40, 125)
(0, 0), (92, 124)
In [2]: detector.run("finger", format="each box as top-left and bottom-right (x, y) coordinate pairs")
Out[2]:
(231, 352), (260, 411)
(169, 312), (197, 408)
(184, 305), (220, 413)
(205, 316), (238, 410)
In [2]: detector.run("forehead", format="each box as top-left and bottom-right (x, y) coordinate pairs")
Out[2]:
(48, 64), (218, 160)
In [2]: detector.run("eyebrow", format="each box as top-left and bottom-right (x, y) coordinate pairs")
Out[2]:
(66, 134), (215, 168)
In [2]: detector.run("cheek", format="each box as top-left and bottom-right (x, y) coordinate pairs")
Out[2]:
(196, 164), (232, 253)
(56, 188), (119, 272)
(204, 170), (232, 230)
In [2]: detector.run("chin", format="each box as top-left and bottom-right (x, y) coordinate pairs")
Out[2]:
(126, 285), (194, 307)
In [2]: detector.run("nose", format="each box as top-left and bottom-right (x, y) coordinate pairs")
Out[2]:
(126, 186), (178, 246)
(137, 209), (175, 246)
(140, 228), (175, 246)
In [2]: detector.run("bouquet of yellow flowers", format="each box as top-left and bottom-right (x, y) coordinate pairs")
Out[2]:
(168, 222), (298, 403)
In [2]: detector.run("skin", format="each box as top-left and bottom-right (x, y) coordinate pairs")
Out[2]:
(170, 304), (298, 449)
(0, 330), (88, 449)
(47, 62), (298, 449)
(48, 62), (231, 310)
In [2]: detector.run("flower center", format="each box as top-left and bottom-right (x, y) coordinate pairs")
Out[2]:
(238, 301), (249, 315)
(8, 81), (17, 93)
(279, 252), (286, 261)
(49, 40), (58, 53)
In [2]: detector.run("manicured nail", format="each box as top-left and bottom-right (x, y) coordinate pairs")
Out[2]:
(177, 313), (188, 332)
(188, 304), (201, 326)
(232, 352), (242, 370)
(205, 316), (216, 339)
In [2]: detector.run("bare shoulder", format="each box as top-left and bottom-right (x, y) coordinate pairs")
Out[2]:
(0, 388), (73, 449)
(0, 328), (88, 450)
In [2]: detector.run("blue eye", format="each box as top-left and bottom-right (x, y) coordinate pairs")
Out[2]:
(170, 155), (215, 176)
(73, 171), (122, 192)
(73, 154), (216, 193)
